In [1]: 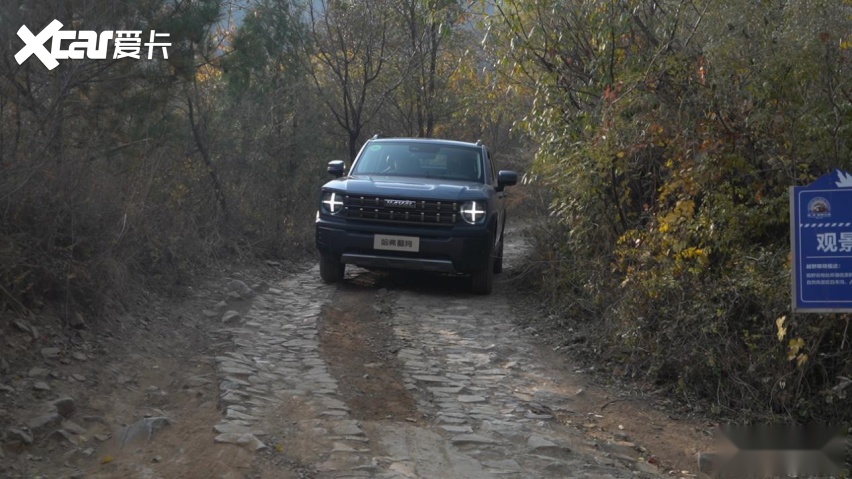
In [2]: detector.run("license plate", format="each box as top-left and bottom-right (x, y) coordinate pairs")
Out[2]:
(373, 234), (420, 252)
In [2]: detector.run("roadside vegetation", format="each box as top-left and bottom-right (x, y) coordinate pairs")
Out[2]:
(0, 0), (527, 317)
(1, 0), (850, 421)
(491, 0), (852, 421)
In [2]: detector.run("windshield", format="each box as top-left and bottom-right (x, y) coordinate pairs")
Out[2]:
(351, 142), (483, 182)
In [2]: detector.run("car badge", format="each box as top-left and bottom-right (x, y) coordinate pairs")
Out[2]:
(385, 199), (417, 208)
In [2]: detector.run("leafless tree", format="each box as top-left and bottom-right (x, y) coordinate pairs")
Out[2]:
(302, 0), (409, 160)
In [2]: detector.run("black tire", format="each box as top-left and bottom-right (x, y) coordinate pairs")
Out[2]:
(319, 253), (345, 283)
(493, 237), (504, 274)
(470, 246), (494, 295)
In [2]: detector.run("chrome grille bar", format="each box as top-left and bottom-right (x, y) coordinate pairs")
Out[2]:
(343, 195), (459, 225)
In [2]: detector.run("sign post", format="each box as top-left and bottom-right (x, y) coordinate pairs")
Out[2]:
(790, 170), (852, 313)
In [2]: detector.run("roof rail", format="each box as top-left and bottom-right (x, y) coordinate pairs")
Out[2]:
(371, 134), (380, 140)
(475, 139), (483, 146)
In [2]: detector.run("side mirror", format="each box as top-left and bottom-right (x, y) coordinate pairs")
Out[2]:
(327, 160), (346, 177)
(496, 170), (518, 191)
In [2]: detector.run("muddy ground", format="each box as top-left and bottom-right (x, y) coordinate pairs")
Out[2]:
(0, 226), (715, 478)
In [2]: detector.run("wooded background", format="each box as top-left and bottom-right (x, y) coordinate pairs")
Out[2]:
(2, 0), (850, 421)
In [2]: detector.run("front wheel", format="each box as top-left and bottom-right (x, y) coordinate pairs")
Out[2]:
(470, 247), (494, 295)
(319, 253), (345, 283)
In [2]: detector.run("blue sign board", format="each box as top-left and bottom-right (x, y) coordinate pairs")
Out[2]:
(791, 170), (852, 312)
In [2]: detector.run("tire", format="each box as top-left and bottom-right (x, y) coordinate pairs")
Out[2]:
(470, 245), (494, 295)
(319, 253), (345, 283)
(493, 236), (504, 274)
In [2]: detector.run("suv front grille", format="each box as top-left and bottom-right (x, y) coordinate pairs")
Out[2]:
(343, 195), (459, 225)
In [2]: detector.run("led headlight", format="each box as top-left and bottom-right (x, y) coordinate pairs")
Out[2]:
(460, 200), (486, 224)
(321, 190), (344, 215)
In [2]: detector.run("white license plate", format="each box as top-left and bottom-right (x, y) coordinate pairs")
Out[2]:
(373, 234), (420, 252)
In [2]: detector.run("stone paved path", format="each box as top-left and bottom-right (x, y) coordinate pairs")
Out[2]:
(0, 225), (708, 479)
(211, 256), (669, 478)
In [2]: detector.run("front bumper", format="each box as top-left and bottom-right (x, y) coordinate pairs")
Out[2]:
(315, 217), (492, 273)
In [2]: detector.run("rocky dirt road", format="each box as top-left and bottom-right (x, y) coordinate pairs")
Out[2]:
(1, 226), (713, 478)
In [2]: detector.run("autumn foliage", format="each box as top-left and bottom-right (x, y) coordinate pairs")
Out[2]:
(0, 1), (524, 323)
(491, 0), (852, 420)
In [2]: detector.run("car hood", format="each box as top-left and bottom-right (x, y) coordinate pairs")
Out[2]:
(323, 175), (490, 201)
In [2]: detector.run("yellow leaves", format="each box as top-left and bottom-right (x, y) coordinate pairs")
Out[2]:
(679, 247), (708, 264)
(195, 63), (222, 83)
(658, 174), (698, 204)
(778, 319), (807, 367)
(675, 199), (695, 218)
(658, 199), (695, 234)
(787, 337), (804, 359)
(787, 337), (808, 367)
(776, 315), (787, 341)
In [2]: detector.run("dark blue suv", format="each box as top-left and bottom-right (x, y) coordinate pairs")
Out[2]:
(315, 137), (518, 294)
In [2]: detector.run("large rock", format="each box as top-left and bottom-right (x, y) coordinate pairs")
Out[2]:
(225, 409), (258, 421)
(331, 421), (364, 437)
(226, 280), (255, 300)
(33, 381), (50, 391)
(5, 428), (34, 445)
(27, 413), (63, 436)
(527, 434), (572, 459)
(52, 397), (76, 417)
(62, 420), (87, 435)
(49, 429), (76, 446)
(67, 313), (86, 329)
(13, 318), (35, 337)
(213, 422), (264, 435)
(41, 347), (61, 359)
(214, 432), (266, 451)
(222, 311), (242, 324)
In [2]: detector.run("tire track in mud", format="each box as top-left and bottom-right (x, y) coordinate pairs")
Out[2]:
(318, 284), (421, 422)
